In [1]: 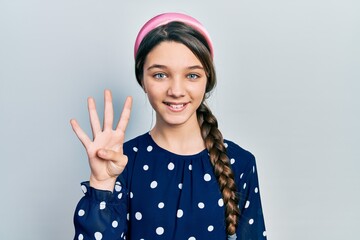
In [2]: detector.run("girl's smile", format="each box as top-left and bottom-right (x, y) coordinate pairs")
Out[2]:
(164, 101), (189, 112)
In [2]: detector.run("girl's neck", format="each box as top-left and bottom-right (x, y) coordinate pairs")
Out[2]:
(150, 122), (205, 155)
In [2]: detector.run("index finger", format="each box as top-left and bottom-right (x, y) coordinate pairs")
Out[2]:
(116, 96), (133, 133)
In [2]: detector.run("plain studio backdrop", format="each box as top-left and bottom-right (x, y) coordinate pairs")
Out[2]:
(0, 0), (359, 239)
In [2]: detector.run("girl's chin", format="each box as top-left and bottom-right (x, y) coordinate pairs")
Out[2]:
(157, 113), (198, 128)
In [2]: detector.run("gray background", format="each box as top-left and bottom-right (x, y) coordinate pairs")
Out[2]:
(1, 0), (359, 239)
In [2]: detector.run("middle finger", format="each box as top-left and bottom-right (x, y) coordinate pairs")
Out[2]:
(103, 89), (114, 130)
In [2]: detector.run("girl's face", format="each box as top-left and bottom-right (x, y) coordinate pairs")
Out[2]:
(142, 41), (207, 129)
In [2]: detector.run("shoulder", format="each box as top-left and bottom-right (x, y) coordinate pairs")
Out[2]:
(224, 139), (256, 174)
(123, 132), (150, 155)
(121, 132), (151, 181)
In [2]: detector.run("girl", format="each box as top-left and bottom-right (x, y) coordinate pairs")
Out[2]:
(71, 12), (267, 240)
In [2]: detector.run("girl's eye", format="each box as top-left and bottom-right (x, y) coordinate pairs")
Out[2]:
(187, 73), (200, 79)
(153, 73), (167, 79)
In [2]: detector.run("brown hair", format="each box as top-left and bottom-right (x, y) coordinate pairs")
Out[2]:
(135, 21), (240, 235)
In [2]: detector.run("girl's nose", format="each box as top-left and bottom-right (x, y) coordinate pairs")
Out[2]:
(167, 77), (185, 97)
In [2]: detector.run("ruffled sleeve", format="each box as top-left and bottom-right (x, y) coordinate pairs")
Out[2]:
(73, 178), (128, 240)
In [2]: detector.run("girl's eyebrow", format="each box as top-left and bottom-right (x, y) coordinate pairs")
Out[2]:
(188, 65), (204, 70)
(146, 64), (167, 71)
(146, 64), (204, 71)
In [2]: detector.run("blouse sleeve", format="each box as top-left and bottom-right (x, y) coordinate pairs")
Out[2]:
(73, 177), (128, 240)
(236, 155), (267, 239)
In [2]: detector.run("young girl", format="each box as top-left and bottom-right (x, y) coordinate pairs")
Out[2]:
(71, 13), (267, 240)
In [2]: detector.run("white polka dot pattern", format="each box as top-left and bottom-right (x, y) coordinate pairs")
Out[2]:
(94, 232), (102, 240)
(135, 212), (142, 220)
(218, 198), (224, 207)
(245, 200), (250, 209)
(112, 220), (118, 228)
(99, 201), (106, 210)
(115, 185), (122, 192)
(150, 181), (157, 189)
(147, 145), (153, 152)
(73, 133), (267, 240)
(156, 227), (164, 235)
(168, 162), (175, 170)
(177, 209), (183, 218)
(204, 173), (211, 181)
(78, 209), (85, 216)
(118, 193), (123, 199)
(81, 185), (87, 194)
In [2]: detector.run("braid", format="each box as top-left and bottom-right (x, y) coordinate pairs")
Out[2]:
(197, 102), (240, 235)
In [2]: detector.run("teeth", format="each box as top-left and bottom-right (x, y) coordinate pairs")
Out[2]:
(169, 104), (184, 109)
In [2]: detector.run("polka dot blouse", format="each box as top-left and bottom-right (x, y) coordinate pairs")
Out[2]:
(74, 132), (267, 240)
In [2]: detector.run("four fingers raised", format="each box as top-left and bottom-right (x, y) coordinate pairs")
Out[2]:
(70, 90), (132, 150)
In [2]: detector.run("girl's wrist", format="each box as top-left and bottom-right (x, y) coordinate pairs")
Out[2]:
(89, 176), (117, 191)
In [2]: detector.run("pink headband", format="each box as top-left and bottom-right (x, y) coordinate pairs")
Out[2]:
(134, 12), (214, 59)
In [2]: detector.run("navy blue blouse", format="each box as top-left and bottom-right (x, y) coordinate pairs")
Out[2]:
(74, 132), (267, 240)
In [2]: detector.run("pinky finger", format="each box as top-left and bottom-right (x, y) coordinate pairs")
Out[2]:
(70, 119), (91, 147)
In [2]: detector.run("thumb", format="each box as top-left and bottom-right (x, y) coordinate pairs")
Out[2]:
(97, 148), (128, 177)
(97, 149), (114, 160)
(97, 149), (126, 164)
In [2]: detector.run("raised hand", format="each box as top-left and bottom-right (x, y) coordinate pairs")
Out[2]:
(70, 89), (132, 191)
